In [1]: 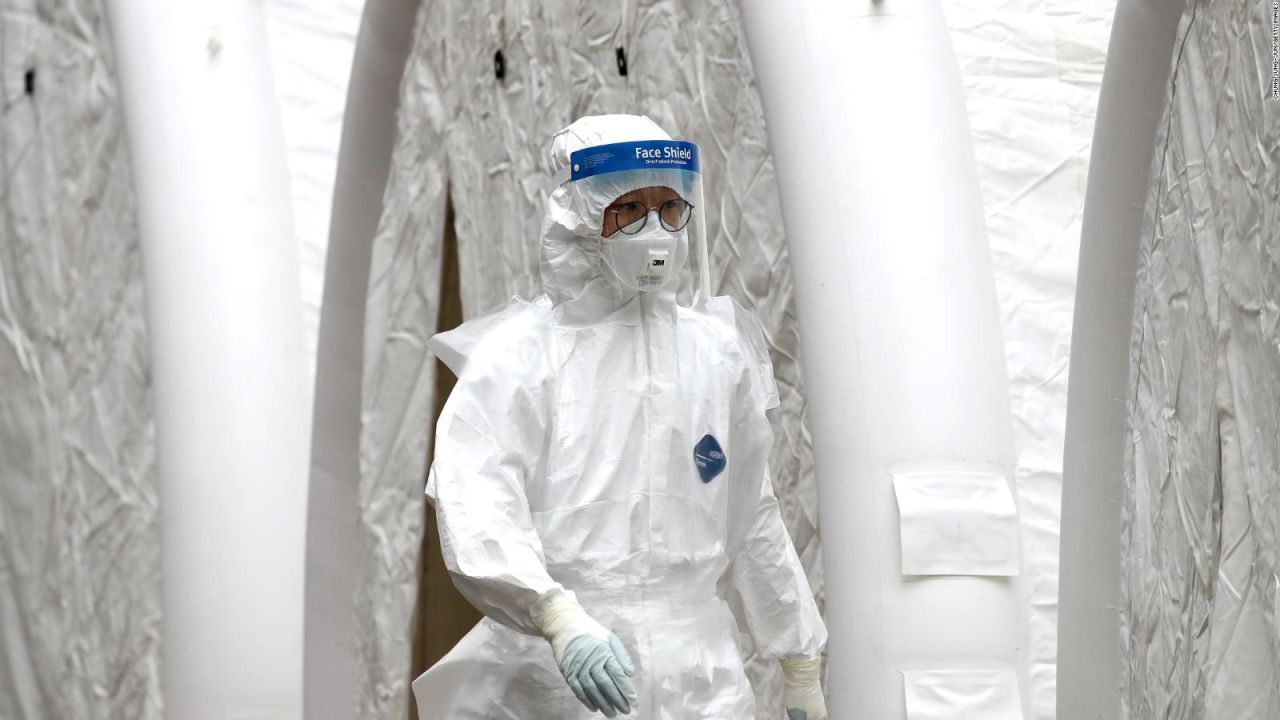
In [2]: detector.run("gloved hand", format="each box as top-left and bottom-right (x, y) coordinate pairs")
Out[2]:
(781, 656), (828, 720)
(535, 597), (639, 717)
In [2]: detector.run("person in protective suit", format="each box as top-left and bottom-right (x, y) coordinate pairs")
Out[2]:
(412, 114), (828, 719)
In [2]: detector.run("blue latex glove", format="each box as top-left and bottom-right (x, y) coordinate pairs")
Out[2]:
(536, 597), (639, 717)
(560, 633), (638, 717)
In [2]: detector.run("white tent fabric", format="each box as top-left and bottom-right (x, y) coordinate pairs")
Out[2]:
(0, 1), (160, 718)
(0, 0), (1137, 716)
(1123, 0), (1280, 716)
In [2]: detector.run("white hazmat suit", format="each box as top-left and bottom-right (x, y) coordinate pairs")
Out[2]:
(412, 114), (827, 719)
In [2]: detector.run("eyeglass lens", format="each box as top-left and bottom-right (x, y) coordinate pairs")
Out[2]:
(615, 199), (692, 234)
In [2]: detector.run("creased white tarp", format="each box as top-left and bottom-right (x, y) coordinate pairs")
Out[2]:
(903, 670), (1025, 720)
(1123, 0), (1280, 717)
(360, 1), (821, 717)
(0, 1), (160, 718)
(893, 471), (1021, 576)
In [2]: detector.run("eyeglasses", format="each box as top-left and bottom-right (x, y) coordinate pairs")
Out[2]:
(607, 198), (694, 235)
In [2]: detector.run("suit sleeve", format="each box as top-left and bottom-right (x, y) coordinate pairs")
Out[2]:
(425, 316), (573, 635)
(724, 320), (828, 659)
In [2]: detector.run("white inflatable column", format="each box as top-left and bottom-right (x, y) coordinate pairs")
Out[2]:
(739, 2), (1028, 718)
(105, 3), (308, 719)
(304, 0), (422, 716)
(1055, 2), (1185, 717)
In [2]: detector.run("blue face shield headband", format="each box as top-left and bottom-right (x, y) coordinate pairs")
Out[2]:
(554, 139), (701, 184)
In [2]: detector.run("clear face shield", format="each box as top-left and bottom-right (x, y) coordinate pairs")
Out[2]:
(563, 140), (709, 304)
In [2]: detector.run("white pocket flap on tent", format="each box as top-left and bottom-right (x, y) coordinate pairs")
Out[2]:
(892, 470), (1020, 576)
(902, 670), (1024, 719)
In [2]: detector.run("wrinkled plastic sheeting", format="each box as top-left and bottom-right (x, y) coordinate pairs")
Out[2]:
(1123, 0), (1280, 717)
(360, 1), (820, 716)
(0, 2), (160, 719)
(943, 1), (1115, 716)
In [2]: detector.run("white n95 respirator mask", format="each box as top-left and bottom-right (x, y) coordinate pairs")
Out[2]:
(600, 219), (681, 292)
